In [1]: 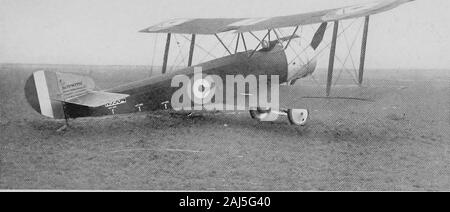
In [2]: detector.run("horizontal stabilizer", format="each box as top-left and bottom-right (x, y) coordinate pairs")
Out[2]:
(64, 91), (129, 107)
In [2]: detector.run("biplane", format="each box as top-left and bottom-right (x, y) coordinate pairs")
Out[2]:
(24, 0), (414, 128)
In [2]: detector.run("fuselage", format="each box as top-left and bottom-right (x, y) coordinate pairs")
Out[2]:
(64, 45), (290, 118)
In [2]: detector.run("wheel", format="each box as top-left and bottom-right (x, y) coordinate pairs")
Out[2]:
(249, 108), (278, 122)
(287, 109), (309, 126)
(249, 110), (258, 119)
(250, 107), (270, 119)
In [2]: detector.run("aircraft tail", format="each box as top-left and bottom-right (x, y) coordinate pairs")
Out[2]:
(24, 70), (128, 119)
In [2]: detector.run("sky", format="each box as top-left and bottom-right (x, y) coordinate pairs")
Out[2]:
(0, 0), (449, 69)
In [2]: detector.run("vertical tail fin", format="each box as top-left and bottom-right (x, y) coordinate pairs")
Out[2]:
(24, 70), (95, 119)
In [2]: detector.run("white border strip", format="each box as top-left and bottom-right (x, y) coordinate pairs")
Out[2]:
(33, 71), (54, 118)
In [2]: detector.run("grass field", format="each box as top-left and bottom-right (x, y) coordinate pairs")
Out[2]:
(0, 63), (449, 190)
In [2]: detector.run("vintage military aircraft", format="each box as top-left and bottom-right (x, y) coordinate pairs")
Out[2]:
(24, 0), (414, 128)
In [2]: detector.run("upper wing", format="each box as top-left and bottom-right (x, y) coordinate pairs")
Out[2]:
(140, 0), (413, 35)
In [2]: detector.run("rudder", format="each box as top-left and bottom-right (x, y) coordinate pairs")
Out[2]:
(24, 70), (95, 119)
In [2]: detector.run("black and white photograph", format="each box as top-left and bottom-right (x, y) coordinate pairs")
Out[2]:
(0, 0), (449, 195)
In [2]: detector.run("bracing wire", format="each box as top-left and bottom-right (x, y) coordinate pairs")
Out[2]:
(169, 34), (188, 72)
(278, 28), (305, 66)
(221, 33), (238, 57)
(180, 34), (218, 62)
(149, 34), (159, 77)
(333, 19), (365, 86)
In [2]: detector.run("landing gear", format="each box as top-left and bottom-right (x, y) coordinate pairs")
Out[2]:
(287, 109), (309, 126)
(249, 108), (278, 122)
(250, 108), (309, 126)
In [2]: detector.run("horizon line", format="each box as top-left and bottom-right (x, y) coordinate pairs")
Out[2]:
(1, 63), (448, 71)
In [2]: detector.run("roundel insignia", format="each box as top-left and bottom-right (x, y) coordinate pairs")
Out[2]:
(228, 17), (271, 27)
(147, 18), (192, 31)
(322, 2), (380, 21)
(187, 74), (217, 106)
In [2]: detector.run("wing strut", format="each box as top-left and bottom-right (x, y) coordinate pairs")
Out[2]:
(240, 33), (247, 51)
(358, 16), (370, 85)
(235, 33), (240, 54)
(284, 26), (299, 50)
(326, 21), (339, 97)
(162, 33), (171, 74)
(214, 34), (232, 55)
(249, 31), (261, 42)
(188, 34), (196, 66)
(249, 29), (271, 58)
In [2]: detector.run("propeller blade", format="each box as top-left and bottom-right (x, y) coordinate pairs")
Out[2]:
(310, 22), (328, 50)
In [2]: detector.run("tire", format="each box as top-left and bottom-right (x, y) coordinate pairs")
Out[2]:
(249, 108), (278, 122)
(287, 109), (308, 126)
